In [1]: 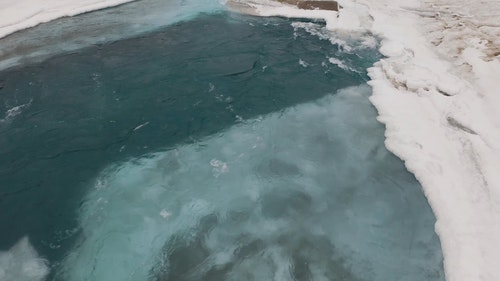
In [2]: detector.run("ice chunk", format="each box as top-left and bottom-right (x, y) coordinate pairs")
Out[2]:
(0, 237), (49, 281)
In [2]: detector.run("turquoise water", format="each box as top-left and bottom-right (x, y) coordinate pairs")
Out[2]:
(0, 11), (443, 281)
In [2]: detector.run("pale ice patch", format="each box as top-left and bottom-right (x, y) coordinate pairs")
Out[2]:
(328, 57), (358, 73)
(210, 158), (229, 177)
(57, 85), (442, 281)
(298, 58), (309, 67)
(159, 209), (171, 219)
(133, 121), (150, 131)
(0, 100), (32, 125)
(0, 237), (49, 281)
(208, 82), (216, 93)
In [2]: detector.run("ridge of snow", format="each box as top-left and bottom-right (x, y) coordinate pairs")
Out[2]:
(360, 0), (500, 280)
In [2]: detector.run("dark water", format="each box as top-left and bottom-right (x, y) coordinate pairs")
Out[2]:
(0, 11), (443, 281)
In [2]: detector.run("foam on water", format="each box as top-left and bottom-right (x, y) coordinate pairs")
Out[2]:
(290, 18), (378, 52)
(0, 100), (32, 125)
(290, 21), (377, 73)
(58, 85), (443, 281)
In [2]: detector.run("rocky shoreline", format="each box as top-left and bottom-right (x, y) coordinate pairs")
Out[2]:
(278, 0), (339, 11)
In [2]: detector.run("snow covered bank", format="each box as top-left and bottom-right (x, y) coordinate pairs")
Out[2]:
(0, 0), (136, 39)
(363, 1), (500, 280)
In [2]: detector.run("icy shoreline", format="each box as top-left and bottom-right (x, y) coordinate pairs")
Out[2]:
(0, 0), (135, 39)
(232, 0), (500, 279)
(0, 0), (499, 280)
(364, 1), (500, 280)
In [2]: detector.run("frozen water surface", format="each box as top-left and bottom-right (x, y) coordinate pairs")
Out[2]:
(0, 9), (444, 281)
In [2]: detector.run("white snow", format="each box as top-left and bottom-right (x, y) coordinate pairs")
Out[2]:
(361, 1), (500, 280)
(0, 0), (134, 39)
(0, 0), (499, 280)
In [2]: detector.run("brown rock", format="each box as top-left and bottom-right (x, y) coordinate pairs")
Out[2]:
(297, 1), (339, 11)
